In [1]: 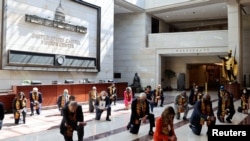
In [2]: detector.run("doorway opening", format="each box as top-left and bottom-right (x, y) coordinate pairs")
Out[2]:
(188, 63), (225, 90)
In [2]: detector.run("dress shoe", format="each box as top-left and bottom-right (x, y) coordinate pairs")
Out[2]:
(183, 117), (188, 121)
(226, 118), (232, 123)
(30, 113), (34, 116)
(218, 118), (224, 122)
(148, 131), (154, 136)
(106, 118), (111, 121)
(126, 125), (130, 130)
(189, 124), (194, 129)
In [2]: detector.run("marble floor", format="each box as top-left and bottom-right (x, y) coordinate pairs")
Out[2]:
(0, 90), (249, 141)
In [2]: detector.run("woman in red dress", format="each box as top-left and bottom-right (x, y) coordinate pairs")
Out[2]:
(124, 87), (133, 110)
(153, 106), (177, 141)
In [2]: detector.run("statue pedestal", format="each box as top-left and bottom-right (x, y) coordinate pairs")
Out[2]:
(224, 83), (240, 99)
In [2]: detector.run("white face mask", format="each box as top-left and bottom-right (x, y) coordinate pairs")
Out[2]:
(102, 96), (106, 99)
(243, 90), (246, 94)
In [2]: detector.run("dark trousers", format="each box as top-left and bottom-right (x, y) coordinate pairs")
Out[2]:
(148, 100), (154, 112)
(217, 108), (235, 121)
(128, 113), (155, 134)
(30, 103), (41, 114)
(89, 99), (95, 113)
(63, 126), (84, 141)
(14, 111), (26, 124)
(190, 119), (216, 135)
(154, 96), (164, 106)
(95, 107), (111, 120)
(110, 96), (117, 105)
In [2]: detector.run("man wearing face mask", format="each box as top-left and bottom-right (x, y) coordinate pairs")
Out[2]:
(29, 87), (43, 116)
(217, 90), (235, 123)
(189, 94), (216, 135)
(174, 91), (189, 121)
(57, 89), (71, 115)
(95, 90), (111, 121)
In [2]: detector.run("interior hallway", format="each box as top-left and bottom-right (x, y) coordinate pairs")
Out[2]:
(0, 90), (249, 141)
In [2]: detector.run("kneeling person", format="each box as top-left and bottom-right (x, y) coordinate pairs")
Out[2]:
(189, 94), (216, 135)
(60, 100), (87, 141)
(95, 90), (111, 121)
(127, 92), (155, 136)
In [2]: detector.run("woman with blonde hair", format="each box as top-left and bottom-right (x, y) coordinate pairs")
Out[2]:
(124, 87), (133, 110)
(153, 106), (177, 141)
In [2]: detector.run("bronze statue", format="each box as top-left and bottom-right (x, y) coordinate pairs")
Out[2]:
(218, 49), (238, 82)
(130, 73), (142, 93)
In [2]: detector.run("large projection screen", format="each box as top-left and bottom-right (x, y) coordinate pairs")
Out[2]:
(1, 0), (101, 72)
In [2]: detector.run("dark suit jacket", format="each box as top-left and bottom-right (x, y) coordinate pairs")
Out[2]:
(107, 86), (117, 97)
(130, 98), (150, 123)
(190, 100), (214, 126)
(60, 104), (84, 135)
(217, 92), (234, 114)
(0, 102), (4, 120)
(95, 96), (110, 109)
(29, 92), (43, 103)
(57, 95), (70, 109)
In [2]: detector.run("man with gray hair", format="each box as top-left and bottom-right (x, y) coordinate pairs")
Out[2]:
(60, 100), (86, 141)
(29, 87), (43, 116)
(57, 89), (71, 115)
(174, 91), (189, 121)
(127, 92), (155, 136)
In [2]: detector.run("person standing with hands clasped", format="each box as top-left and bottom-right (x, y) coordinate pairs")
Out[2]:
(153, 106), (177, 141)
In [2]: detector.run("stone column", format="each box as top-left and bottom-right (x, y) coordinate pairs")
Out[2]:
(226, 0), (242, 83)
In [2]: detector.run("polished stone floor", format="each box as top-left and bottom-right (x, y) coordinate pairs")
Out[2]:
(0, 90), (249, 141)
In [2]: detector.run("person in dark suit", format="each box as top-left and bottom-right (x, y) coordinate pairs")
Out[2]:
(88, 86), (97, 113)
(217, 90), (235, 123)
(189, 94), (216, 135)
(189, 84), (199, 105)
(153, 84), (164, 107)
(57, 89), (71, 115)
(29, 87), (43, 116)
(0, 102), (4, 130)
(145, 85), (154, 112)
(12, 92), (27, 124)
(60, 100), (86, 141)
(95, 90), (111, 121)
(107, 83), (117, 105)
(127, 92), (155, 136)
